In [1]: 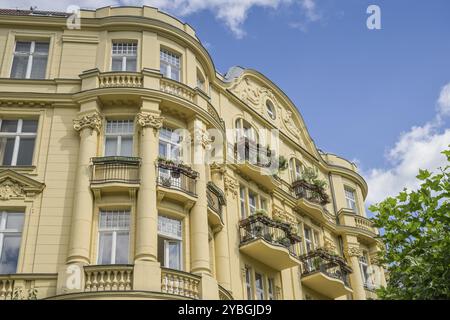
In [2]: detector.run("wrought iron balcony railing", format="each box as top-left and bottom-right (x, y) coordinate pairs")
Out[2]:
(239, 214), (302, 257)
(90, 156), (141, 184)
(156, 159), (198, 196)
(233, 137), (272, 168)
(299, 248), (352, 287)
(292, 179), (330, 205)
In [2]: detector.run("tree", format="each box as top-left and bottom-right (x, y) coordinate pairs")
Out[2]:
(369, 148), (450, 300)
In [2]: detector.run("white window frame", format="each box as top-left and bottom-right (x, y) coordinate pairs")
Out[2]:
(345, 187), (358, 213)
(359, 252), (373, 288)
(160, 49), (181, 81)
(255, 272), (265, 300)
(111, 42), (137, 72)
(159, 127), (182, 160)
(11, 40), (49, 79)
(0, 211), (24, 274)
(239, 186), (247, 219)
(104, 120), (134, 157)
(158, 215), (183, 271)
(267, 277), (275, 300)
(248, 191), (257, 215)
(0, 119), (37, 166)
(97, 210), (130, 265)
(245, 266), (253, 300)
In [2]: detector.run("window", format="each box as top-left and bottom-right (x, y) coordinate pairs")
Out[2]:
(260, 198), (268, 212)
(290, 158), (304, 182)
(104, 120), (134, 157)
(304, 226), (313, 253)
(313, 230), (320, 248)
(197, 70), (205, 91)
(345, 187), (358, 213)
(359, 252), (373, 288)
(248, 192), (257, 215)
(97, 210), (130, 265)
(240, 187), (247, 219)
(0, 119), (38, 166)
(235, 118), (257, 142)
(160, 49), (180, 81)
(0, 211), (24, 274)
(266, 100), (276, 120)
(255, 272), (265, 300)
(11, 41), (49, 79)
(111, 42), (137, 72)
(267, 278), (275, 300)
(159, 127), (182, 161)
(245, 266), (253, 300)
(158, 216), (182, 270)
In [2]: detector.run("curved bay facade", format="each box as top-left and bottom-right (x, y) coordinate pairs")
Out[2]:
(0, 6), (384, 300)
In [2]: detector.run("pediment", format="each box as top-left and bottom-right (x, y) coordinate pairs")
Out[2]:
(0, 169), (45, 200)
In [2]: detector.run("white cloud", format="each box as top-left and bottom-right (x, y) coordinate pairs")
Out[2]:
(1, 0), (318, 39)
(364, 84), (450, 205)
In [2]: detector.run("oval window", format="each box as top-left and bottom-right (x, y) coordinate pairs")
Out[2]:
(266, 100), (276, 120)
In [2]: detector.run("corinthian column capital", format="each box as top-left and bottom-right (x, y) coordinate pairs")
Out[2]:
(344, 245), (363, 258)
(136, 111), (164, 130)
(73, 111), (103, 132)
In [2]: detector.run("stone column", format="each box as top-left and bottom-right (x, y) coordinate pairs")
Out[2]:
(133, 99), (164, 292)
(189, 119), (219, 299)
(67, 108), (102, 264)
(344, 242), (366, 300)
(210, 163), (232, 291)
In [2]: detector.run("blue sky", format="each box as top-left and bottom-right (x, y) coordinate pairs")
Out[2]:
(5, 0), (450, 204)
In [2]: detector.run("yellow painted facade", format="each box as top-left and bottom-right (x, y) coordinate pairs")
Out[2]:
(0, 6), (384, 300)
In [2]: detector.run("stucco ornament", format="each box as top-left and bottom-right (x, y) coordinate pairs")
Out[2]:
(283, 110), (300, 139)
(0, 178), (25, 200)
(194, 128), (213, 149)
(230, 76), (276, 112)
(224, 175), (239, 198)
(136, 112), (164, 129)
(344, 245), (363, 258)
(210, 162), (226, 174)
(73, 111), (103, 132)
(324, 238), (337, 253)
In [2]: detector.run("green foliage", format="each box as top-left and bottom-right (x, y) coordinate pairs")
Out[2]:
(299, 167), (328, 190)
(369, 147), (450, 300)
(278, 155), (288, 171)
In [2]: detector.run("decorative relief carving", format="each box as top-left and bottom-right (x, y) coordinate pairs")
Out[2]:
(224, 175), (238, 198)
(283, 110), (300, 139)
(344, 245), (362, 258)
(0, 178), (25, 200)
(194, 128), (213, 149)
(136, 112), (164, 129)
(272, 207), (298, 233)
(324, 237), (337, 253)
(210, 162), (226, 175)
(73, 111), (103, 132)
(369, 252), (382, 266)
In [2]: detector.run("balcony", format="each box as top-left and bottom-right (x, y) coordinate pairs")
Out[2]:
(84, 265), (133, 292)
(239, 214), (302, 270)
(230, 138), (281, 191)
(156, 159), (198, 204)
(90, 156), (140, 198)
(98, 72), (143, 88)
(337, 208), (379, 243)
(207, 182), (226, 232)
(0, 274), (57, 300)
(299, 248), (353, 299)
(161, 268), (200, 299)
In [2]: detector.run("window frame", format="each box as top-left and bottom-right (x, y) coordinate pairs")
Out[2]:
(157, 215), (183, 271)
(344, 187), (358, 214)
(0, 118), (38, 166)
(111, 42), (138, 72)
(158, 126), (182, 161)
(97, 210), (131, 265)
(104, 119), (134, 157)
(10, 40), (49, 79)
(160, 48), (181, 81)
(0, 210), (25, 274)
(266, 100), (276, 120)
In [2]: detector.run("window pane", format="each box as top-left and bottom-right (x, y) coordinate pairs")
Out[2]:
(126, 57), (137, 72)
(160, 62), (168, 77)
(168, 241), (181, 270)
(105, 137), (118, 156)
(30, 55), (48, 79)
(171, 67), (180, 81)
(15, 42), (31, 53)
(0, 234), (21, 274)
(10, 55), (29, 79)
(157, 236), (165, 266)
(159, 142), (167, 158)
(255, 273), (264, 300)
(111, 57), (122, 71)
(16, 137), (35, 165)
(120, 137), (133, 157)
(158, 216), (182, 239)
(6, 213), (24, 231)
(21, 120), (38, 133)
(115, 232), (129, 264)
(34, 42), (49, 53)
(0, 137), (15, 165)
(98, 233), (113, 264)
(0, 120), (18, 132)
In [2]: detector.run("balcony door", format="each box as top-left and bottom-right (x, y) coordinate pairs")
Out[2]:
(158, 215), (182, 271)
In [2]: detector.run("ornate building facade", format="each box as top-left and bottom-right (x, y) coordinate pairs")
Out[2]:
(0, 6), (384, 300)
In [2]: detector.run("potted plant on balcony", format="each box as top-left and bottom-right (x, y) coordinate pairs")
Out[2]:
(277, 236), (292, 247)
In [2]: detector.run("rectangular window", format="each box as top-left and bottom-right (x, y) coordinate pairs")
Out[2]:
(240, 187), (247, 219)
(158, 216), (182, 270)
(248, 192), (257, 215)
(160, 49), (180, 81)
(359, 252), (372, 288)
(313, 230), (320, 249)
(11, 41), (49, 79)
(345, 188), (358, 213)
(260, 198), (267, 212)
(111, 42), (137, 72)
(0, 211), (24, 274)
(158, 127), (181, 160)
(97, 210), (130, 265)
(267, 278), (275, 300)
(255, 272), (265, 300)
(304, 226), (313, 253)
(245, 266), (253, 300)
(0, 119), (38, 166)
(104, 120), (134, 157)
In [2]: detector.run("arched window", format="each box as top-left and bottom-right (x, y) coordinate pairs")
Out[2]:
(266, 100), (276, 120)
(235, 118), (258, 143)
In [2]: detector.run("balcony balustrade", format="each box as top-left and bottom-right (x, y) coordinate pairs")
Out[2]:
(292, 179), (329, 206)
(98, 72), (143, 88)
(90, 156), (141, 185)
(84, 265), (133, 292)
(156, 159), (198, 197)
(239, 214), (302, 270)
(299, 248), (353, 299)
(161, 268), (200, 299)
